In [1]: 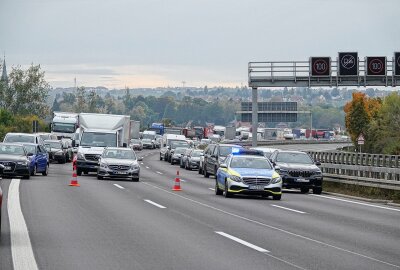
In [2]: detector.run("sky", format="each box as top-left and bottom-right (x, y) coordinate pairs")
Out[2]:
(0, 0), (399, 89)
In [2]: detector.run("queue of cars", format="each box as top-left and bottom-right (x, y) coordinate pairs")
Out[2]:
(159, 137), (323, 199)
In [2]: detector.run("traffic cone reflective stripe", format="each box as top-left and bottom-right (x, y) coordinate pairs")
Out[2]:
(69, 165), (80, 187)
(172, 170), (182, 191)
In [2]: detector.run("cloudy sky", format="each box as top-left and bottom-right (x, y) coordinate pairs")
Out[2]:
(0, 0), (399, 88)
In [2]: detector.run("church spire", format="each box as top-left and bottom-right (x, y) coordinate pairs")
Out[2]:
(1, 54), (8, 83)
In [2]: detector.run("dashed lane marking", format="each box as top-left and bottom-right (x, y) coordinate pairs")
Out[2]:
(215, 231), (269, 253)
(144, 199), (167, 209)
(271, 204), (306, 214)
(113, 184), (125, 189)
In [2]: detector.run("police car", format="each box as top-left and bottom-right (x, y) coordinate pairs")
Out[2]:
(215, 149), (282, 200)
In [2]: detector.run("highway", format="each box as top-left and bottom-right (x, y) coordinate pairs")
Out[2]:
(1, 148), (399, 270)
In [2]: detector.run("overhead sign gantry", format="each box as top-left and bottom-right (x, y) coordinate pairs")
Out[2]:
(247, 52), (399, 146)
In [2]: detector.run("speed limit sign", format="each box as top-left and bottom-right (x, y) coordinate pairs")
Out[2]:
(366, 57), (386, 76)
(310, 57), (331, 76)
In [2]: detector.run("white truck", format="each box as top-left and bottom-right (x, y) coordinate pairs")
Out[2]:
(74, 113), (130, 175)
(51, 112), (79, 139)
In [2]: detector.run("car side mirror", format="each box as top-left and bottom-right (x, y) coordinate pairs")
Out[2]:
(315, 161), (321, 166)
(27, 153), (34, 157)
(220, 164), (227, 169)
(274, 165), (281, 172)
(137, 157), (143, 161)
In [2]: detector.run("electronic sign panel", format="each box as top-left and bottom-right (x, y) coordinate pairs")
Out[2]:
(310, 57), (331, 76)
(395, 52), (400, 76)
(366, 57), (386, 76)
(338, 52), (358, 76)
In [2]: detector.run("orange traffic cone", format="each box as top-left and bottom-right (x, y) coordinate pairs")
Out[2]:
(69, 165), (80, 187)
(172, 170), (182, 191)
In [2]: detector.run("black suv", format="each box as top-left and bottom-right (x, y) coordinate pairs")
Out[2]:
(269, 150), (322, 194)
(203, 144), (242, 178)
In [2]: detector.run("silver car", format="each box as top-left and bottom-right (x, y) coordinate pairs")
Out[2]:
(97, 147), (142, 181)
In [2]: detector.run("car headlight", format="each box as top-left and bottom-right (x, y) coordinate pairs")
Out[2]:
(229, 175), (242, 182)
(314, 170), (322, 175)
(100, 162), (108, 168)
(77, 152), (85, 159)
(17, 161), (28, 166)
(271, 176), (282, 184)
(131, 163), (139, 169)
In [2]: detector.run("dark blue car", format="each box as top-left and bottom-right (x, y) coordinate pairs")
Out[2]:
(23, 143), (49, 176)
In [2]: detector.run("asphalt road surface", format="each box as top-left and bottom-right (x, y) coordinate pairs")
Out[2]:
(0, 148), (399, 270)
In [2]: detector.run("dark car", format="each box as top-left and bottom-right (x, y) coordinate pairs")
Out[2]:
(269, 150), (323, 194)
(97, 147), (142, 181)
(23, 143), (49, 176)
(170, 147), (188, 165)
(44, 140), (71, 163)
(166, 140), (190, 162)
(203, 144), (243, 178)
(0, 143), (31, 179)
(183, 149), (203, 170)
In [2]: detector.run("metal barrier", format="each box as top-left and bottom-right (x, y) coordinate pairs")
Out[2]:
(308, 151), (400, 190)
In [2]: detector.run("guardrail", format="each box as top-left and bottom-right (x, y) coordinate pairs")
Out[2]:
(227, 139), (351, 147)
(308, 151), (400, 190)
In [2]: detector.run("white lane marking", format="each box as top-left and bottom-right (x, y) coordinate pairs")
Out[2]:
(144, 199), (167, 209)
(215, 231), (269, 253)
(180, 179), (186, 182)
(271, 205), (306, 214)
(140, 162), (144, 165)
(310, 194), (400, 212)
(142, 181), (400, 269)
(113, 184), (125, 190)
(209, 188), (215, 191)
(8, 179), (39, 270)
(145, 166), (150, 169)
(156, 171), (163, 175)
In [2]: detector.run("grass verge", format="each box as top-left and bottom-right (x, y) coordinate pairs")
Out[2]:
(323, 181), (400, 204)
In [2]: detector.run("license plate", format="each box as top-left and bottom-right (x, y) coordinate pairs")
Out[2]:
(296, 178), (309, 183)
(114, 171), (127, 175)
(4, 166), (11, 171)
(249, 185), (264, 190)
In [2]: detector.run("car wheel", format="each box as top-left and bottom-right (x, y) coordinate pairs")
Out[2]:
(313, 187), (322, 194)
(97, 175), (103, 180)
(224, 180), (232, 198)
(42, 164), (49, 176)
(180, 161), (184, 168)
(77, 169), (82, 176)
(22, 174), (30, 180)
(272, 194), (282, 200)
(300, 187), (309, 194)
(204, 167), (210, 178)
(30, 165), (37, 176)
(215, 180), (223, 195)
(132, 177), (139, 182)
(160, 155), (163, 161)
(198, 166), (203, 174)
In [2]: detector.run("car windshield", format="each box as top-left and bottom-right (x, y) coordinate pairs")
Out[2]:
(39, 134), (51, 141)
(81, 132), (117, 147)
(277, 152), (314, 164)
(4, 134), (35, 143)
(230, 157), (272, 169)
(103, 149), (136, 160)
(46, 142), (62, 149)
(23, 145), (37, 154)
(142, 139), (151, 143)
(143, 134), (155, 140)
(53, 122), (75, 133)
(219, 146), (236, 157)
(191, 151), (203, 157)
(171, 141), (189, 149)
(174, 148), (187, 154)
(0, 145), (25, 156)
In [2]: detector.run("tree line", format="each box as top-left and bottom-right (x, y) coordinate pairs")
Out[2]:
(344, 92), (400, 155)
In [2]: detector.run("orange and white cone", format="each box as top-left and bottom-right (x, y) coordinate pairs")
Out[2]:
(69, 165), (80, 187)
(172, 170), (182, 191)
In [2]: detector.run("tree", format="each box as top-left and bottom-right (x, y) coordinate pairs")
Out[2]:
(0, 65), (50, 118)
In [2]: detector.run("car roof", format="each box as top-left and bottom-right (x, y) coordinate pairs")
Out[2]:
(44, 140), (62, 143)
(6, 133), (36, 137)
(275, 150), (308, 154)
(0, 142), (26, 147)
(105, 147), (132, 151)
(22, 143), (39, 146)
